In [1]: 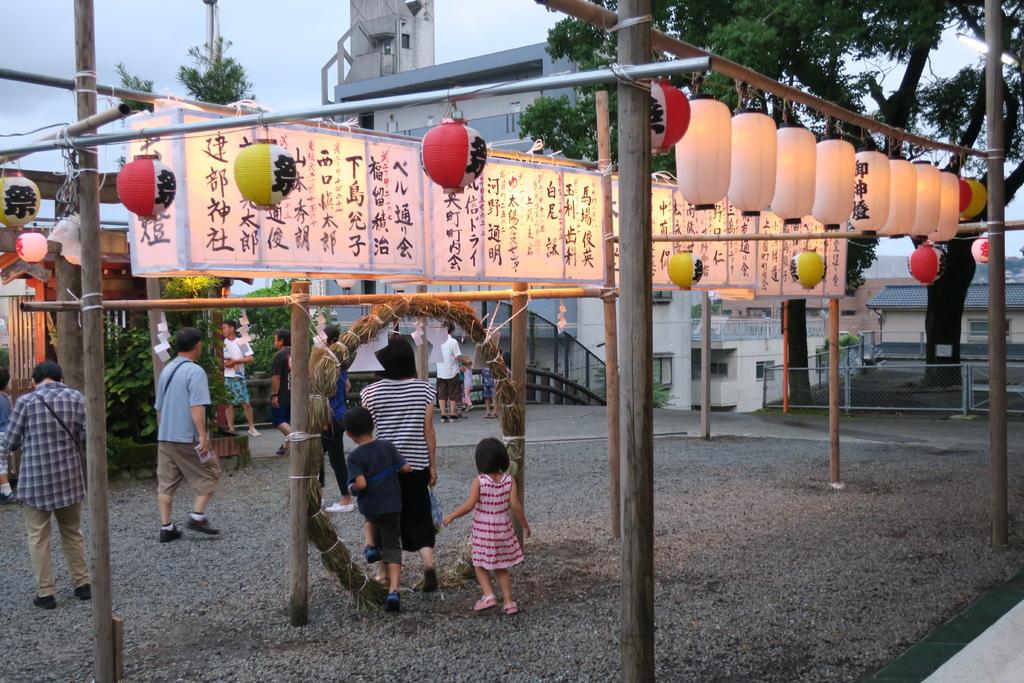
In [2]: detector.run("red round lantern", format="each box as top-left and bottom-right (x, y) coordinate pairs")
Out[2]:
(420, 116), (487, 193)
(958, 178), (972, 213)
(16, 231), (48, 263)
(117, 154), (177, 219)
(908, 243), (946, 285)
(651, 81), (690, 155)
(972, 237), (989, 264)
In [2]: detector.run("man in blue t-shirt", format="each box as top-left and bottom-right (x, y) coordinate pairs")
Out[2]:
(154, 328), (220, 543)
(320, 325), (354, 513)
(344, 406), (409, 612)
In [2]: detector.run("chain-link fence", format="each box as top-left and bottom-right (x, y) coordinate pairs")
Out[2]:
(763, 362), (1024, 414)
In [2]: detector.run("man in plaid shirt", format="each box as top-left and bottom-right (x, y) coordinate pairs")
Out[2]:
(0, 360), (90, 610)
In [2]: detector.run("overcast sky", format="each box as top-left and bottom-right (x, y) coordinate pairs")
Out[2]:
(0, 0), (1019, 260)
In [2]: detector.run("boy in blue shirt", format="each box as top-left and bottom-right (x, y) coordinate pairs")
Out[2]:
(344, 407), (410, 612)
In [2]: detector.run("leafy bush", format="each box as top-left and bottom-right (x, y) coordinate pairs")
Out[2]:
(104, 320), (157, 443)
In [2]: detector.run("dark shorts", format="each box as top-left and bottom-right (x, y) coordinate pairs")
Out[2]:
(369, 512), (402, 565)
(399, 468), (435, 552)
(437, 377), (461, 402)
(271, 404), (291, 426)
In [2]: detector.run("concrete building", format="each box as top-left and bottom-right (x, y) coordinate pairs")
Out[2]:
(317, 11), (696, 407)
(868, 283), (1024, 346)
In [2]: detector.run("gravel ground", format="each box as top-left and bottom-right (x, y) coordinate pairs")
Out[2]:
(1, 434), (1023, 682)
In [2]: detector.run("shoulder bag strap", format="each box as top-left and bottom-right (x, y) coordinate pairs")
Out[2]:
(36, 394), (81, 453)
(158, 360), (190, 398)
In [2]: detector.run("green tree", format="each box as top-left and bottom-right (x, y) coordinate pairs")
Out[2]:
(178, 37), (254, 105)
(521, 0), (1022, 391)
(114, 63), (154, 112)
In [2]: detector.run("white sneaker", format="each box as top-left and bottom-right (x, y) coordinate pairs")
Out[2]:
(248, 427), (261, 437)
(325, 502), (355, 513)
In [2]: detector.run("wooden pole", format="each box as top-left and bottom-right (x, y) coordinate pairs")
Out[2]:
(782, 302), (789, 413)
(21, 286), (607, 313)
(55, 256), (83, 391)
(510, 281), (528, 544)
(828, 299), (842, 487)
(617, 1), (655, 679)
(145, 279), (165, 389)
(74, 1), (115, 680)
(985, 0), (1007, 546)
(288, 281), (311, 625)
(700, 291), (711, 440)
(596, 90), (622, 541)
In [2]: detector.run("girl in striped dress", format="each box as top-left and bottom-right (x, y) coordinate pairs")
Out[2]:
(443, 438), (530, 615)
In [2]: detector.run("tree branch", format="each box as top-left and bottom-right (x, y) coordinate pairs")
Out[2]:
(884, 44), (932, 127)
(865, 74), (888, 112)
(958, 70), (987, 149)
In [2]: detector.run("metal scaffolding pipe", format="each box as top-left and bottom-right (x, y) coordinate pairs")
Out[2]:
(0, 103), (131, 165)
(0, 58), (710, 159)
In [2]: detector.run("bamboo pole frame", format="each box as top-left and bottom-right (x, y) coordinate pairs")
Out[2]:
(828, 299), (842, 489)
(596, 90), (622, 541)
(19, 287), (608, 313)
(288, 281), (311, 626)
(535, 0), (983, 157)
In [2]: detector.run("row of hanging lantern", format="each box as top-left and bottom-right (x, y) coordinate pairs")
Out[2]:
(675, 94), (989, 240)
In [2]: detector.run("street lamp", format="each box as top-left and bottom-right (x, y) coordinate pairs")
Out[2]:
(956, 32), (1020, 67)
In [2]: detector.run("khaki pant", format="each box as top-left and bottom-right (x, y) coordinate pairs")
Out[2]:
(23, 502), (90, 598)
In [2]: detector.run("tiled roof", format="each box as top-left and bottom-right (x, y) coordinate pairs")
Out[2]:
(867, 283), (1024, 310)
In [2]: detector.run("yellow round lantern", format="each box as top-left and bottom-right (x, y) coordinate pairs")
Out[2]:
(667, 251), (704, 290)
(961, 179), (987, 220)
(791, 249), (826, 289)
(233, 140), (297, 208)
(0, 175), (41, 227)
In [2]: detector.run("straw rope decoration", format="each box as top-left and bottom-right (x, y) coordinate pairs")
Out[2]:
(302, 297), (521, 606)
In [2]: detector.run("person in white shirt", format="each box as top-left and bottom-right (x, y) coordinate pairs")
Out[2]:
(436, 323), (462, 423)
(222, 320), (260, 437)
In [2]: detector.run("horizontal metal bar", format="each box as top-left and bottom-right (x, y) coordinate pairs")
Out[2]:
(0, 103), (131, 165)
(610, 220), (1019, 243)
(0, 58), (710, 159)
(19, 286), (609, 312)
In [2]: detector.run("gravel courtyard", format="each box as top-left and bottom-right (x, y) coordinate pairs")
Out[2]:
(2, 429), (1023, 681)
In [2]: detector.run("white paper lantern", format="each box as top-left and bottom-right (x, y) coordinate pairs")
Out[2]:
(811, 137), (856, 229)
(770, 124), (816, 222)
(728, 109), (777, 214)
(850, 150), (890, 233)
(880, 158), (917, 236)
(675, 96), (731, 208)
(911, 162), (941, 238)
(930, 171), (961, 243)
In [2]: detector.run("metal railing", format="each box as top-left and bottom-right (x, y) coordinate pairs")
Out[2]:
(763, 362), (1024, 414)
(691, 317), (826, 341)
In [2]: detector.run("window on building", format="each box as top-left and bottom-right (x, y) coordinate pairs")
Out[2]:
(427, 115), (435, 127)
(692, 358), (729, 379)
(652, 291), (672, 304)
(401, 33), (411, 49)
(381, 38), (393, 55)
(841, 309), (856, 317)
(359, 113), (374, 129)
(756, 360), (772, 380)
(653, 356), (673, 386)
(968, 319), (988, 341)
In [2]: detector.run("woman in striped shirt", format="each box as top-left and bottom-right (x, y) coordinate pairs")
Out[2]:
(360, 337), (439, 591)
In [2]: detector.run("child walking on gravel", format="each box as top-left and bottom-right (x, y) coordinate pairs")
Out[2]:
(344, 407), (410, 612)
(443, 437), (529, 614)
